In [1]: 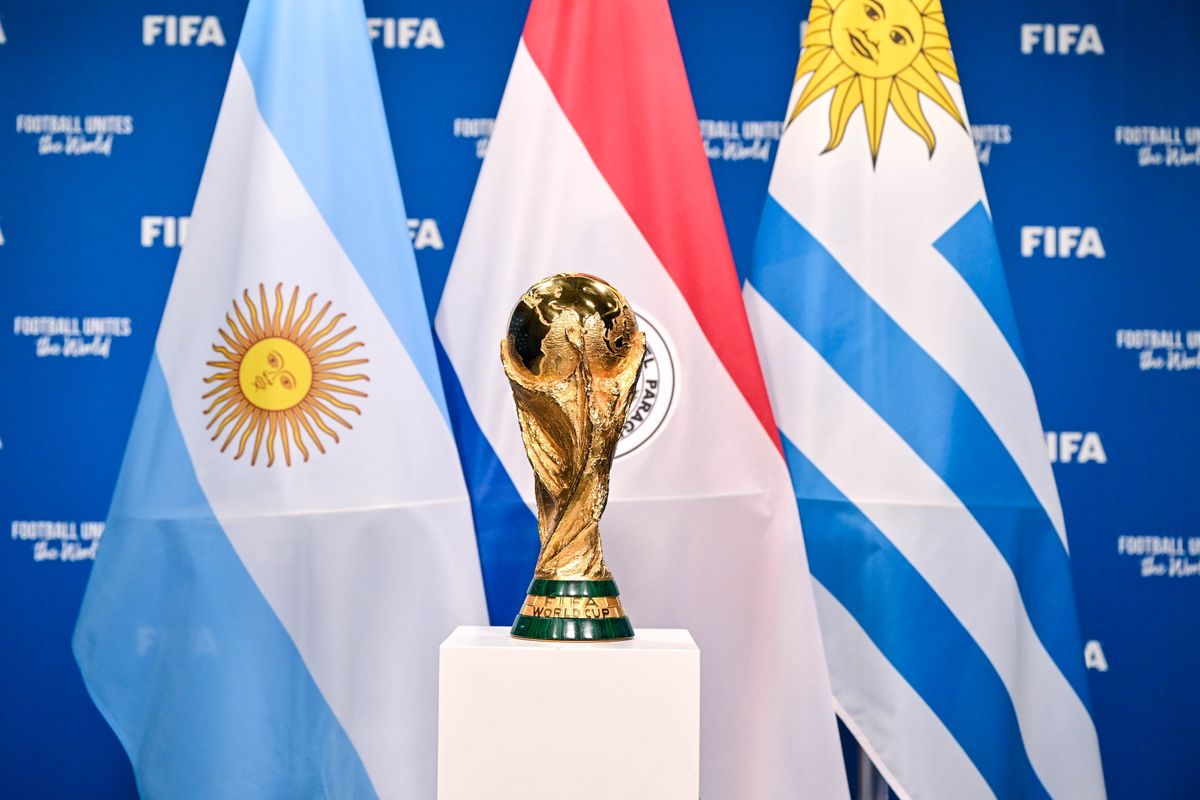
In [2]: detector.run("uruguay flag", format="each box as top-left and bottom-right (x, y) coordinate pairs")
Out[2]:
(436, 1), (848, 797)
(745, 1), (1106, 798)
(72, 1), (486, 797)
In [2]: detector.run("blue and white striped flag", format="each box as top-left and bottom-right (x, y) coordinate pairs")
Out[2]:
(744, 1), (1106, 797)
(72, 1), (486, 796)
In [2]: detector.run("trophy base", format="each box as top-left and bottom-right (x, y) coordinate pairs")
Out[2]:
(510, 579), (634, 641)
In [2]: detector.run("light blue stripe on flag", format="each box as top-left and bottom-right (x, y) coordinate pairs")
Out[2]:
(752, 196), (1090, 707)
(236, 0), (447, 421)
(782, 435), (1050, 800)
(933, 201), (1025, 364)
(73, 358), (376, 799)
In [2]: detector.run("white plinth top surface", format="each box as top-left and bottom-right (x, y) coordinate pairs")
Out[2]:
(442, 624), (698, 651)
(438, 625), (700, 799)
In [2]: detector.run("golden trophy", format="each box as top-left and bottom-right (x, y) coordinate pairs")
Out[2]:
(502, 274), (645, 641)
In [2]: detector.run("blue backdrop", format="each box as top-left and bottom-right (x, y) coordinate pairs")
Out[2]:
(1, 2), (1197, 798)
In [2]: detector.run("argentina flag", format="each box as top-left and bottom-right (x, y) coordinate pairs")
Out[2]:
(72, 1), (486, 797)
(744, 1), (1107, 798)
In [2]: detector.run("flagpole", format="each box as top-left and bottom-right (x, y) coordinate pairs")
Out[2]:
(857, 747), (890, 800)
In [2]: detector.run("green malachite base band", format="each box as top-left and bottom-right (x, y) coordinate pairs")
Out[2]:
(511, 615), (634, 642)
(512, 579), (633, 641)
(527, 578), (620, 597)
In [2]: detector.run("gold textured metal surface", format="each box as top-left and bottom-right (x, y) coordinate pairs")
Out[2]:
(501, 273), (645, 581)
(519, 594), (627, 619)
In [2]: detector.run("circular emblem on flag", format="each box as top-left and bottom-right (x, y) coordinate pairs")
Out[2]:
(202, 283), (369, 467)
(616, 312), (676, 459)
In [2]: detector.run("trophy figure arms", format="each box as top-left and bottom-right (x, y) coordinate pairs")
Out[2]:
(500, 276), (645, 581)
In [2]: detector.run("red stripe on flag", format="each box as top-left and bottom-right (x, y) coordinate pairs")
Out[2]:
(522, 0), (782, 451)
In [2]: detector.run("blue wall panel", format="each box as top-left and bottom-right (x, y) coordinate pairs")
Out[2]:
(1, 2), (1196, 796)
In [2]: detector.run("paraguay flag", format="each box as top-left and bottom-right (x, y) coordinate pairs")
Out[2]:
(744, 1), (1107, 797)
(72, 1), (486, 797)
(435, 1), (848, 797)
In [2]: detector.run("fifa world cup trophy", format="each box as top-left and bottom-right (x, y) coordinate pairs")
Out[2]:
(501, 274), (645, 641)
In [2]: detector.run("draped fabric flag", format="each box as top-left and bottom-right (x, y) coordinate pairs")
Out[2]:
(435, 1), (848, 797)
(72, 1), (486, 797)
(744, 1), (1106, 798)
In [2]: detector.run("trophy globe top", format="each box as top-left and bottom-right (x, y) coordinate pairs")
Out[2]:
(506, 273), (640, 379)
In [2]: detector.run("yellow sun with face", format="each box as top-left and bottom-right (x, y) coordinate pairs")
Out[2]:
(202, 283), (369, 467)
(789, 0), (964, 162)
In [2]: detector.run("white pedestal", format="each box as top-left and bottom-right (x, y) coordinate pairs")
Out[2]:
(437, 625), (700, 800)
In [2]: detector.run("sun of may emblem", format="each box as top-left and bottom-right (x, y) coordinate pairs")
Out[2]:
(203, 284), (369, 467)
(789, 0), (965, 162)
